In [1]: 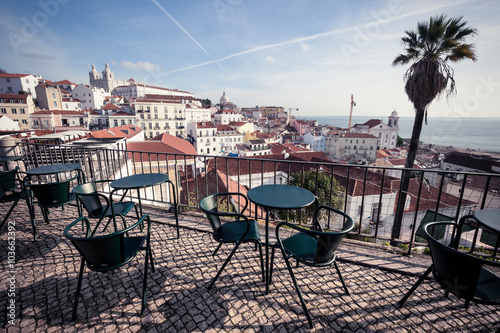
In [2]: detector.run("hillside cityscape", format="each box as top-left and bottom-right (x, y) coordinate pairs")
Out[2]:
(1, 64), (498, 174)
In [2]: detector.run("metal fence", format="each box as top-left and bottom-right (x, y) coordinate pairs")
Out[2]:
(19, 142), (500, 253)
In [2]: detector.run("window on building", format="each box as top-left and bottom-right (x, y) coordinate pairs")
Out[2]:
(147, 106), (150, 112)
(11, 108), (17, 114)
(148, 123), (152, 129)
(0, 108), (6, 114)
(53, 101), (57, 108)
(154, 114), (158, 119)
(154, 106), (158, 113)
(21, 119), (28, 124)
(52, 93), (56, 98)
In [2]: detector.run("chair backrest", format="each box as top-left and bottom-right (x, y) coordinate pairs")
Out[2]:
(29, 178), (73, 207)
(313, 206), (354, 265)
(199, 195), (223, 235)
(424, 221), (484, 300)
(64, 217), (127, 269)
(73, 182), (104, 217)
(0, 168), (19, 192)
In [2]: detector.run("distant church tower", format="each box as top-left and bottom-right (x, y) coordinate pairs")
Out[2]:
(388, 110), (399, 128)
(89, 63), (116, 92)
(89, 63), (100, 82)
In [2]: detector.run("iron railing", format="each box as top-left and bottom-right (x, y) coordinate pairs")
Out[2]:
(18, 142), (500, 252)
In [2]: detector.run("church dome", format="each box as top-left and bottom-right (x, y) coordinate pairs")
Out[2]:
(220, 91), (230, 104)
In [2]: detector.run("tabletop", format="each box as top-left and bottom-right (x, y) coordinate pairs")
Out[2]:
(110, 173), (169, 190)
(26, 163), (81, 175)
(473, 208), (500, 233)
(247, 184), (315, 210)
(0, 155), (24, 162)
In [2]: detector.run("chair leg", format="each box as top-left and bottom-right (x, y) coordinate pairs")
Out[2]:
(0, 199), (20, 230)
(72, 259), (86, 321)
(208, 241), (242, 289)
(170, 181), (179, 239)
(269, 244), (277, 284)
(41, 207), (50, 224)
(257, 241), (264, 282)
(399, 264), (433, 307)
(212, 243), (223, 256)
(333, 260), (349, 295)
(141, 245), (150, 316)
(281, 248), (313, 328)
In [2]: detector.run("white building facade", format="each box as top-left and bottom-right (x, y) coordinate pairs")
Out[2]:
(0, 73), (40, 98)
(71, 85), (110, 110)
(187, 121), (219, 155)
(352, 111), (399, 149)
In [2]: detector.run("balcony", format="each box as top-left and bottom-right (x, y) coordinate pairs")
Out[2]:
(3, 195), (498, 331)
(4, 142), (499, 331)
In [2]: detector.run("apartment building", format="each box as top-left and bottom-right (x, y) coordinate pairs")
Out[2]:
(0, 73), (40, 98)
(71, 84), (110, 110)
(35, 84), (63, 110)
(135, 96), (187, 139)
(187, 121), (219, 155)
(325, 133), (378, 162)
(0, 93), (35, 130)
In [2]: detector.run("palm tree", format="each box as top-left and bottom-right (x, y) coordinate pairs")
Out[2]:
(391, 15), (477, 241)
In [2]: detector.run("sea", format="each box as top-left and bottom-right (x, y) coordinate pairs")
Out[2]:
(300, 116), (500, 153)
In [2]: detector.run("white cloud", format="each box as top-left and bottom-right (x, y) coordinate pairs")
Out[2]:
(264, 55), (275, 63)
(301, 43), (310, 51)
(121, 60), (162, 71)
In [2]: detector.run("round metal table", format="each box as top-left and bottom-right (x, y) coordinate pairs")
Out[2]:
(247, 184), (316, 293)
(473, 208), (500, 255)
(110, 173), (179, 237)
(26, 163), (82, 176)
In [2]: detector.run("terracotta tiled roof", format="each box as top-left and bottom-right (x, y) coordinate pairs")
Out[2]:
(339, 133), (378, 139)
(127, 133), (197, 160)
(0, 93), (28, 100)
(102, 103), (121, 110)
(31, 110), (84, 115)
(54, 80), (75, 85)
(228, 121), (248, 127)
(0, 73), (30, 78)
(90, 124), (142, 139)
(196, 122), (216, 129)
(216, 124), (234, 131)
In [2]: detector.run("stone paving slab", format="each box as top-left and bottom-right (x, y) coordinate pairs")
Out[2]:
(0, 201), (499, 332)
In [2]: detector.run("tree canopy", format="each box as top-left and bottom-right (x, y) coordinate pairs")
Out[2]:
(283, 171), (344, 223)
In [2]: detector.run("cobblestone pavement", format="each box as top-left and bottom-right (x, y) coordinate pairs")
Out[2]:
(1, 201), (499, 332)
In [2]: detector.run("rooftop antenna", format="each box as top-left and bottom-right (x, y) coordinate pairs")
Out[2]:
(348, 94), (356, 133)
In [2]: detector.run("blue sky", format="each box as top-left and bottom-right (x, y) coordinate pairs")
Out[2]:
(1, 0), (499, 118)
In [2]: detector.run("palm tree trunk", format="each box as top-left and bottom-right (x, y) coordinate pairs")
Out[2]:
(391, 108), (425, 243)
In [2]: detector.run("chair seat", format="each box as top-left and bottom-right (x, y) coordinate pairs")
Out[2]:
(217, 219), (261, 243)
(90, 201), (136, 218)
(41, 192), (76, 208)
(282, 232), (318, 261)
(0, 190), (26, 202)
(475, 267), (500, 302)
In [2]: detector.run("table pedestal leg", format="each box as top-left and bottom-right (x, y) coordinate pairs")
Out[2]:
(265, 208), (270, 294)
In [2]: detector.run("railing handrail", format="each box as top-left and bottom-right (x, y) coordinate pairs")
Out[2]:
(19, 142), (500, 252)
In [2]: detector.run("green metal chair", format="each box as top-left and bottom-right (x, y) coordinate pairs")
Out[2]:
(199, 192), (264, 289)
(270, 205), (354, 328)
(26, 174), (79, 238)
(64, 214), (155, 320)
(421, 221), (500, 308)
(0, 168), (34, 235)
(72, 180), (140, 236)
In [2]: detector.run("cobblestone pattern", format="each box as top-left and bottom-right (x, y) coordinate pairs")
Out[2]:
(0, 201), (499, 332)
